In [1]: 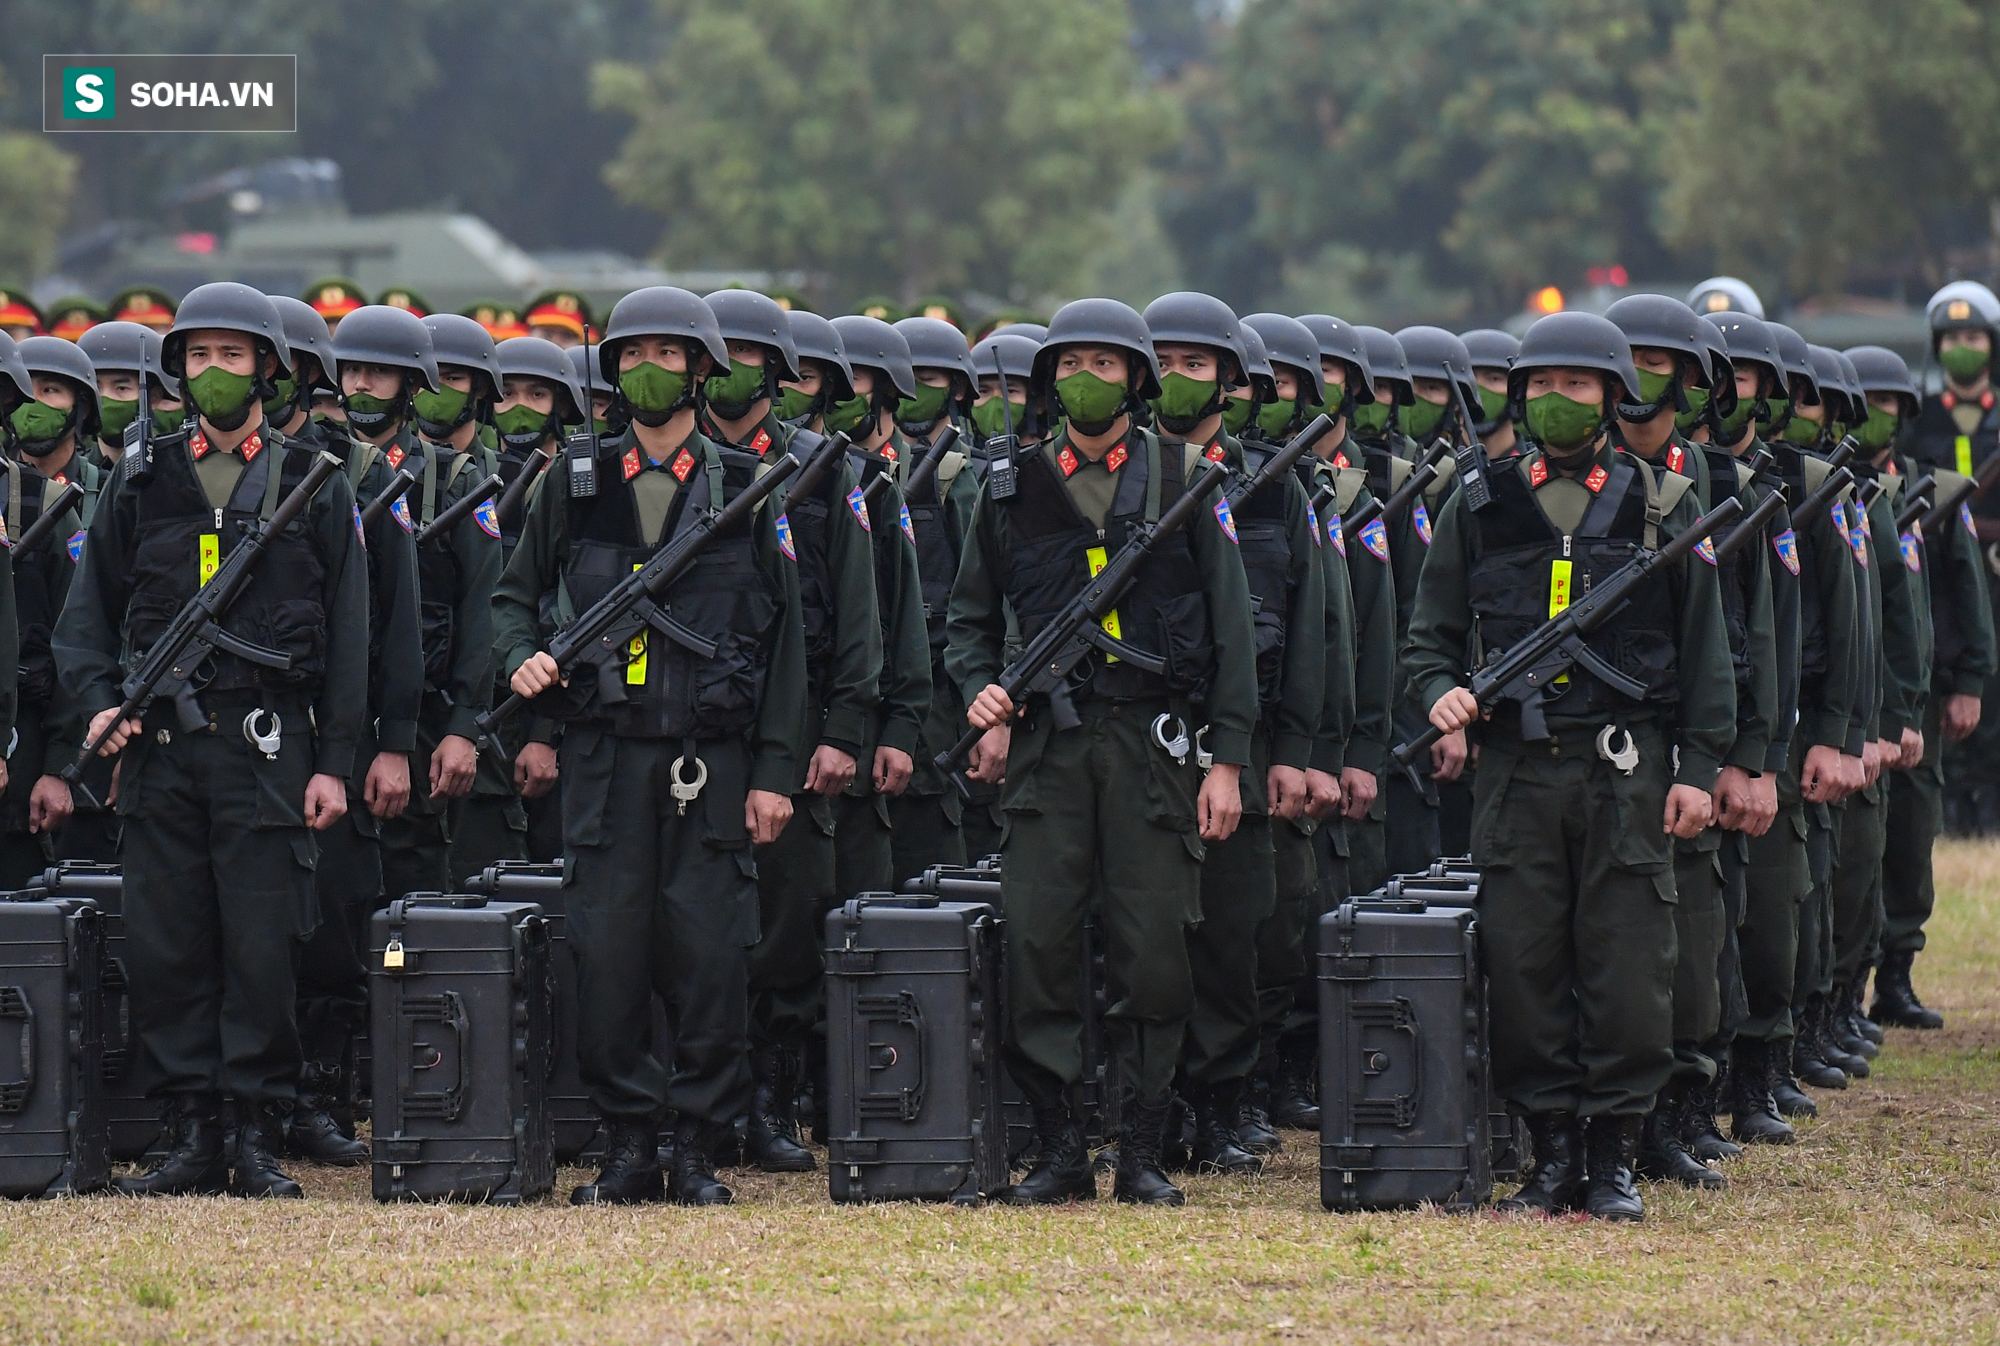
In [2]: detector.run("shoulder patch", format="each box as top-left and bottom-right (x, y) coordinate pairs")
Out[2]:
(352, 502), (366, 546)
(1965, 502), (1978, 538)
(776, 512), (796, 561)
(899, 502), (916, 546)
(66, 529), (85, 562)
(1900, 530), (1922, 573)
(1328, 511), (1346, 556)
(391, 495), (413, 533)
(1694, 536), (1718, 565)
(474, 497), (500, 538)
(1359, 517), (1389, 561)
(1773, 528), (1800, 575)
(1412, 500), (1433, 545)
(1213, 495), (1238, 543)
(1304, 497), (1322, 547)
(846, 485), (872, 531)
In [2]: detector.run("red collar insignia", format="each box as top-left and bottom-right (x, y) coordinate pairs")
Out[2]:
(1584, 464), (1609, 493)
(190, 429), (262, 463)
(1058, 445), (1079, 477)
(670, 448), (696, 482)
(1942, 390), (1997, 411)
(1666, 445), (1685, 474)
(1204, 441), (1226, 462)
(750, 428), (771, 455)
(1106, 443), (1128, 472)
(190, 429), (210, 460)
(1333, 451), (1350, 469)
(52, 473), (67, 486)
(1529, 456), (1548, 487)
(621, 447), (641, 481)
(240, 432), (263, 464)
(881, 443), (898, 462)
(385, 443), (405, 469)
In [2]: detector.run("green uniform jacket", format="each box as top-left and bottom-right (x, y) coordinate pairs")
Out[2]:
(1404, 442), (1736, 791)
(1222, 430), (1327, 775)
(329, 427), (423, 756)
(1906, 461), (1996, 698)
(489, 424), (806, 798)
(859, 432), (933, 761)
(410, 431), (503, 741)
(1857, 471), (1928, 741)
(54, 424), (371, 780)
(2, 459), (73, 772)
(945, 425), (1262, 769)
(1329, 461), (1395, 773)
(1302, 451), (1359, 775)
(903, 430), (984, 796)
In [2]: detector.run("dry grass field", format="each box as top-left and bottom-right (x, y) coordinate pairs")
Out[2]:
(2, 842), (1997, 1344)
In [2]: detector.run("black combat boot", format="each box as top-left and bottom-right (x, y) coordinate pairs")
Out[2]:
(287, 1064), (368, 1167)
(116, 1095), (229, 1196)
(1269, 1037), (1320, 1131)
(1002, 1101), (1095, 1205)
(1791, 1003), (1849, 1090)
(1830, 977), (1879, 1060)
(571, 1118), (667, 1205)
(1189, 1080), (1262, 1176)
(745, 1046), (816, 1173)
(1871, 949), (1944, 1030)
(229, 1104), (304, 1198)
(1681, 1071), (1741, 1162)
(1236, 1067), (1281, 1158)
(1583, 1115), (1645, 1222)
(1810, 995), (1868, 1078)
(1767, 1034), (1820, 1118)
(1496, 1112), (1585, 1214)
(1848, 969), (1884, 1045)
(669, 1120), (734, 1205)
(1158, 1090), (1194, 1173)
(1637, 1084), (1726, 1189)
(1725, 1040), (1796, 1144)
(1114, 1093), (1185, 1205)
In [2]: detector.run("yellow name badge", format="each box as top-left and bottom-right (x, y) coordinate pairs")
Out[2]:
(625, 562), (648, 685)
(1086, 546), (1122, 660)
(198, 534), (220, 587)
(1548, 558), (1572, 618)
(1958, 435), (1974, 477)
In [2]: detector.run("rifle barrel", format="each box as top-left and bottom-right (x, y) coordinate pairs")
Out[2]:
(16, 482), (86, 555)
(415, 473), (504, 546)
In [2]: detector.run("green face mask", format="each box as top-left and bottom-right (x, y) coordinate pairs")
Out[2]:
(411, 384), (469, 428)
(1054, 371), (1126, 428)
(99, 396), (138, 441)
(619, 361), (689, 414)
(187, 366), (256, 420)
(263, 375), (299, 419)
(1636, 368), (1675, 408)
(1401, 397), (1447, 442)
(1757, 396), (1790, 431)
(154, 404), (187, 433)
(9, 401), (69, 444)
(1941, 343), (1990, 384)
(1476, 386), (1509, 424)
(1675, 385), (1710, 433)
(972, 396), (1022, 439)
(1523, 392), (1603, 453)
(1256, 397), (1299, 440)
(343, 393), (393, 418)
(775, 386), (819, 422)
(1221, 394), (1255, 436)
(702, 358), (766, 414)
(1855, 405), (1899, 453)
(1351, 400), (1392, 437)
(825, 393), (871, 436)
(896, 381), (951, 428)
(1150, 372), (1218, 426)
(493, 404), (547, 438)
(1780, 413), (1823, 446)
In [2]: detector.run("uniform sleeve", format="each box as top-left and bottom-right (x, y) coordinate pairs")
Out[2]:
(0, 543), (17, 753)
(1660, 491), (1733, 791)
(945, 488), (1010, 707)
(1805, 495), (1860, 753)
(1192, 485), (1259, 769)
(1313, 508), (1357, 776)
(39, 494), (86, 776)
(1401, 488), (1475, 718)
(1941, 509), (1996, 694)
(492, 459), (565, 685)
(309, 471), (368, 781)
(1732, 495), (1780, 775)
(1871, 491), (1925, 741)
(1844, 500), (1880, 752)
(749, 496), (805, 795)
(1345, 492), (1397, 772)
(441, 470), (502, 740)
(51, 468), (135, 722)
(820, 460), (883, 758)
(1765, 500), (1801, 771)
(871, 478), (933, 760)
(1270, 476), (1326, 771)
(366, 473), (424, 755)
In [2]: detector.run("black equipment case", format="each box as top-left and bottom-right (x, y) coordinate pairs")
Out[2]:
(368, 894), (554, 1204)
(1318, 897), (1493, 1211)
(824, 893), (1007, 1204)
(0, 892), (109, 1196)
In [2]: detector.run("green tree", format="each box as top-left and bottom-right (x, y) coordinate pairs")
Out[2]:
(596, 0), (1179, 304)
(0, 131), (77, 281)
(1659, 0), (2000, 295)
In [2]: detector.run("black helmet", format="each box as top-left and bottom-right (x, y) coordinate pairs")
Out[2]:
(330, 304), (443, 392)
(598, 286), (729, 385)
(1243, 313), (1327, 404)
(1031, 298), (1162, 400)
(1140, 293), (1251, 387)
(16, 335), (101, 444)
(1765, 322), (1821, 405)
(894, 316), (978, 389)
(1602, 295), (1710, 380)
(705, 288), (803, 381)
(829, 315), (917, 399)
(79, 320), (171, 399)
(0, 332), (31, 411)
(421, 312), (504, 403)
(1353, 326), (1414, 403)
(1509, 311), (1643, 406)
(971, 331), (1038, 383)
(786, 310), (856, 402)
(1459, 328), (1520, 374)
(1803, 346), (1853, 423)
(1296, 314), (1377, 404)
(268, 296), (336, 390)
(498, 336), (587, 425)
(1686, 276), (1765, 320)
(1693, 315), (1735, 394)
(161, 281), (291, 382)
(1710, 312), (1778, 383)
(1925, 281), (2000, 342)
(1393, 325), (1480, 412)
(1845, 345), (1919, 420)
(990, 322), (1048, 342)
(1237, 325), (1279, 403)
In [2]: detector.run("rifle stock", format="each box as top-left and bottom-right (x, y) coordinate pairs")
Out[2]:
(415, 472), (503, 546)
(1893, 474), (1937, 533)
(358, 466), (417, 531)
(16, 481), (86, 555)
(494, 445), (553, 528)
(863, 425), (959, 508)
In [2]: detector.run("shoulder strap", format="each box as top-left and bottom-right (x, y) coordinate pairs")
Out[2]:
(2, 457), (19, 540)
(1334, 466), (1368, 515)
(1385, 456), (1413, 492)
(1656, 469), (1696, 521)
(1733, 461), (1755, 492)
(345, 441), (380, 492)
(936, 450), (966, 489)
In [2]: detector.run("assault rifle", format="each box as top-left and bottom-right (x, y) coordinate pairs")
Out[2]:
(934, 454), (1233, 783)
(862, 425), (959, 509)
(415, 472), (503, 546)
(1343, 437), (1449, 546)
(358, 466), (417, 531)
(63, 450), (345, 778)
(475, 432), (847, 737)
(1232, 413), (1334, 507)
(1786, 436), (1860, 534)
(16, 481), (86, 555)
(1894, 475), (1937, 533)
(493, 445), (553, 529)
(1919, 472), (1978, 534)
(1390, 493), (1746, 780)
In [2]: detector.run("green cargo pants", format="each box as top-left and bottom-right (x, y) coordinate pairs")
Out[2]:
(1739, 748), (1811, 1042)
(1669, 830), (1725, 1087)
(746, 792), (837, 1052)
(1830, 775), (1886, 985)
(1881, 695), (1944, 956)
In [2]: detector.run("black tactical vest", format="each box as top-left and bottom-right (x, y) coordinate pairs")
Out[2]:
(413, 444), (473, 690)
(993, 433), (1215, 705)
(558, 436), (780, 740)
(734, 422), (837, 703)
(340, 437), (401, 711)
(1468, 452), (1679, 720)
(1694, 445), (1757, 705)
(4, 460), (64, 710)
(899, 443), (960, 657)
(1908, 395), (1999, 517)
(1235, 438), (1297, 706)
(126, 430), (330, 697)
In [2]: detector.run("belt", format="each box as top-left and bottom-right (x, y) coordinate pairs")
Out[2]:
(1483, 718), (1662, 761)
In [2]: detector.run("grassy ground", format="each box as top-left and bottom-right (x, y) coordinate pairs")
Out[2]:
(4, 846), (1998, 1345)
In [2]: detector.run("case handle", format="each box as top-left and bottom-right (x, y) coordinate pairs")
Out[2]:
(0, 985), (34, 1113)
(399, 991), (468, 1122)
(857, 990), (927, 1122)
(1350, 996), (1423, 1128)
